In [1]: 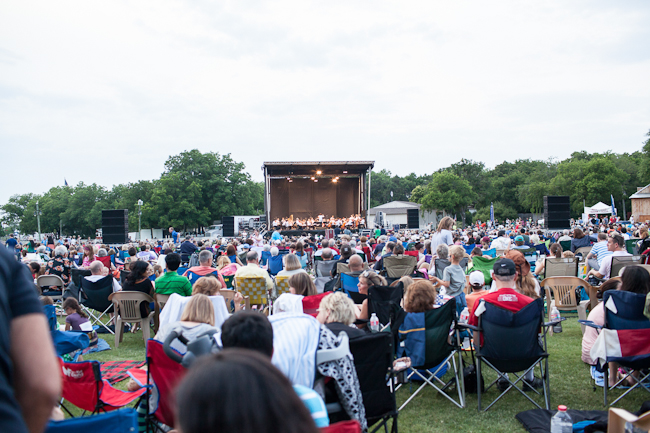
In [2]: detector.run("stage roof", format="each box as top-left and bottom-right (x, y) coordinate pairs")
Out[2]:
(263, 161), (374, 176)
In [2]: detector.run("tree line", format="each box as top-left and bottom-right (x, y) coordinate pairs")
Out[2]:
(1, 150), (264, 237)
(370, 130), (650, 224)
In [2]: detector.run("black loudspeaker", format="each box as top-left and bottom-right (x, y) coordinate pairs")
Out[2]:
(543, 196), (570, 230)
(407, 208), (420, 229)
(102, 209), (128, 244)
(222, 216), (235, 237)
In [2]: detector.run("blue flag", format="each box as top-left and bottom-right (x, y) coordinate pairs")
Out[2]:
(490, 202), (494, 225)
(610, 194), (616, 216)
(64, 178), (68, 186)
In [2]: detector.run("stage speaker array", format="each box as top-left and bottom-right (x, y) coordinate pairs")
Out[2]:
(222, 216), (235, 237)
(102, 209), (128, 244)
(407, 208), (420, 229)
(543, 196), (571, 230)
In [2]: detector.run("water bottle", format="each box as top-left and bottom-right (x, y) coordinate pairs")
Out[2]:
(369, 313), (380, 333)
(459, 307), (469, 324)
(551, 305), (562, 333)
(550, 405), (572, 433)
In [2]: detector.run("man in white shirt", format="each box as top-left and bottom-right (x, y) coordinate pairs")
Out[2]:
(489, 230), (511, 250)
(85, 260), (122, 293)
(586, 233), (631, 280)
(558, 229), (572, 242)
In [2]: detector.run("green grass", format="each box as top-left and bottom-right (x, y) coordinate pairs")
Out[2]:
(61, 317), (648, 431)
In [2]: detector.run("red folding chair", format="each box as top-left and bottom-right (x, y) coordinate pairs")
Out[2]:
(146, 339), (187, 428)
(60, 359), (146, 416)
(362, 246), (374, 263)
(321, 420), (362, 433)
(302, 292), (331, 317)
(404, 251), (419, 259)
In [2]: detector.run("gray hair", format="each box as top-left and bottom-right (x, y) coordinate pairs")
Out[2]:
(263, 244), (271, 252)
(199, 250), (213, 264)
(247, 250), (259, 263)
(97, 248), (108, 257)
(270, 247), (279, 256)
(321, 248), (333, 260)
(436, 244), (449, 260)
(563, 229), (570, 236)
(54, 245), (68, 257)
(37, 245), (46, 253)
(89, 260), (104, 274)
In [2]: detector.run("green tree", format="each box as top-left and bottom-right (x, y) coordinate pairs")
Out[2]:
(473, 202), (518, 223)
(1, 193), (36, 232)
(414, 171), (476, 226)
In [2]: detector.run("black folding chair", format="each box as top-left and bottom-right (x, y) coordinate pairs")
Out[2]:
(395, 299), (466, 409)
(464, 297), (557, 411)
(368, 283), (404, 327)
(71, 268), (92, 288)
(79, 276), (115, 334)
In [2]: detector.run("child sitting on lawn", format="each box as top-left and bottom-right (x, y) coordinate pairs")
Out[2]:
(62, 297), (97, 345)
(429, 245), (467, 313)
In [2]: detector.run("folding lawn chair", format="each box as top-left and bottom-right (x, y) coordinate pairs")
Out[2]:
(275, 275), (291, 297)
(71, 268), (92, 289)
(340, 273), (365, 304)
(302, 292), (331, 317)
(581, 290), (650, 406)
(611, 255), (645, 278)
(222, 274), (234, 289)
(395, 299), (465, 409)
(268, 255), (283, 276)
(37, 275), (65, 301)
(235, 276), (268, 307)
(368, 283), (403, 327)
(45, 408), (138, 433)
(59, 359), (146, 416)
(145, 339), (187, 430)
(315, 260), (337, 278)
(383, 255), (417, 279)
(434, 257), (469, 279)
(220, 289), (250, 312)
(44, 304), (90, 360)
(467, 256), (499, 286)
(544, 257), (579, 278)
(464, 297), (556, 411)
(79, 275), (115, 334)
(542, 276), (596, 334)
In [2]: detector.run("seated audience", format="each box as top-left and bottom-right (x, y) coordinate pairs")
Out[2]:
(404, 279), (437, 313)
(277, 254), (308, 278)
(44, 245), (72, 287)
(154, 294), (217, 353)
(466, 270), (487, 312)
(121, 260), (154, 318)
(183, 250), (227, 288)
(316, 292), (364, 338)
(357, 270), (387, 323)
(217, 254), (240, 276)
(154, 252), (192, 297)
(85, 260), (122, 292)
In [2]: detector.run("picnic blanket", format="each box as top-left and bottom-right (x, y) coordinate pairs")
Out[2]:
(80, 338), (111, 356)
(101, 360), (146, 384)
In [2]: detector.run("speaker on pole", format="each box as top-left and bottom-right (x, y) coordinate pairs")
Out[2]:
(543, 196), (571, 230)
(102, 209), (128, 244)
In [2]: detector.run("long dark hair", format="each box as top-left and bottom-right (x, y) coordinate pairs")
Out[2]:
(62, 298), (87, 318)
(126, 260), (149, 285)
(620, 266), (650, 295)
(176, 349), (319, 433)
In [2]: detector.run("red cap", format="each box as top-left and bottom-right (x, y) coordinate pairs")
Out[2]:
(557, 405), (567, 411)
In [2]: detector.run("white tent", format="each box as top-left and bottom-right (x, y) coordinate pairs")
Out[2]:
(585, 201), (613, 215)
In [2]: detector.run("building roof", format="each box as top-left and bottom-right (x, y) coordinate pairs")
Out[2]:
(630, 183), (650, 199)
(263, 161), (374, 177)
(367, 201), (420, 215)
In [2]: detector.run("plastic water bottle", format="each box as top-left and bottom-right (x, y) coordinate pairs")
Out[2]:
(459, 307), (469, 324)
(550, 405), (572, 433)
(369, 313), (380, 333)
(551, 305), (562, 333)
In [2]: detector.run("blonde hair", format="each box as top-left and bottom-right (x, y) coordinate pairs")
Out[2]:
(283, 254), (302, 271)
(517, 273), (539, 299)
(561, 251), (575, 258)
(437, 216), (454, 232)
(216, 255), (231, 270)
(318, 292), (356, 325)
(359, 270), (387, 288)
(192, 276), (222, 296)
(449, 245), (465, 261)
(180, 294), (215, 326)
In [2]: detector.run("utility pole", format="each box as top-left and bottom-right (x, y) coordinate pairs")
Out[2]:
(59, 219), (62, 239)
(137, 199), (143, 240)
(35, 200), (42, 241)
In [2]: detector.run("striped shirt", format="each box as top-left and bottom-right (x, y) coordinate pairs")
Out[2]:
(589, 241), (612, 267)
(293, 385), (329, 427)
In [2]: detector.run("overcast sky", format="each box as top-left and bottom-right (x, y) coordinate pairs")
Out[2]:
(1, 1), (649, 205)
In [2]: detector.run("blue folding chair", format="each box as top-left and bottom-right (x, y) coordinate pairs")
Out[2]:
(581, 290), (650, 406)
(340, 273), (365, 304)
(268, 255), (283, 276)
(260, 250), (271, 267)
(43, 305), (89, 360)
(45, 408), (138, 433)
(463, 244), (476, 255)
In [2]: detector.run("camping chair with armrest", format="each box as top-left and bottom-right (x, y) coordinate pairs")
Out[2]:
(581, 290), (650, 406)
(37, 275), (65, 301)
(302, 292), (331, 317)
(153, 293), (170, 332)
(625, 239), (639, 255)
(234, 276), (268, 307)
(330, 332), (398, 433)
(275, 275), (291, 298)
(368, 282), (404, 327)
(362, 246), (374, 263)
(395, 299), (466, 409)
(45, 407), (138, 433)
(260, 250), (271, 267)
(220, 289), (250, 313)
(315, 260), (337, 278)
(97, 256), (112, 270)
(434, 257), (470, 279)
(222, 274), (234, 289)
(467, 256), (499, 287)
(559, 240), (571, 252)
(482, 248), (497, 258)
(383, 255), (417, 279)
(44, 305), (90, 361)
(611, 255), (646, 278)
(544, 257), (579, 278)
(79, 275), (116, 334)
(340, 273), (365, 304)
(71, 268), (92, 289)
(337, 263), (369, 275)
(110, 291), (155, 348)
(268, 255), (283, 276)
(462, 297), (556, 411)
(59, 359), (146, 416)
(575, 246), (592, 260)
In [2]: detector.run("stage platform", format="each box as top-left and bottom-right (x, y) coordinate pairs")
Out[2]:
(264, 228), (369, 238)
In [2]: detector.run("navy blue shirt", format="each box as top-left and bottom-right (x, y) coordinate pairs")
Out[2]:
(0, 246), (43, 433)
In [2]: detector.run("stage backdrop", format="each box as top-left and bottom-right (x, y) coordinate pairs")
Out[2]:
(270, 178), (359, 220)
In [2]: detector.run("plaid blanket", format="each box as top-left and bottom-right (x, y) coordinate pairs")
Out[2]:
(101, 360), (146, 384)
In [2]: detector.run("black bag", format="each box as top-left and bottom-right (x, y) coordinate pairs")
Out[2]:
(463, 348), (484, 393)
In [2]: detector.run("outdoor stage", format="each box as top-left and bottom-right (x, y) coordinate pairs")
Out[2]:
(262, 161), (375, 226)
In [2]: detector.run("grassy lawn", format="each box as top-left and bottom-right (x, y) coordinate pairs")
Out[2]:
(64, 316), (647, 431)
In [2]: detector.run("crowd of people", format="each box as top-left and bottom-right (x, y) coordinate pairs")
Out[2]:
(1, 211), (649, 432)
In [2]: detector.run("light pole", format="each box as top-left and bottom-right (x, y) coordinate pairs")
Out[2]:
(34, 200), (42, 241)
(137, 199), (143, 240)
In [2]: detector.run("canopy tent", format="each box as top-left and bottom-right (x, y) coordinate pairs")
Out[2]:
(584, 201), (614, 215)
